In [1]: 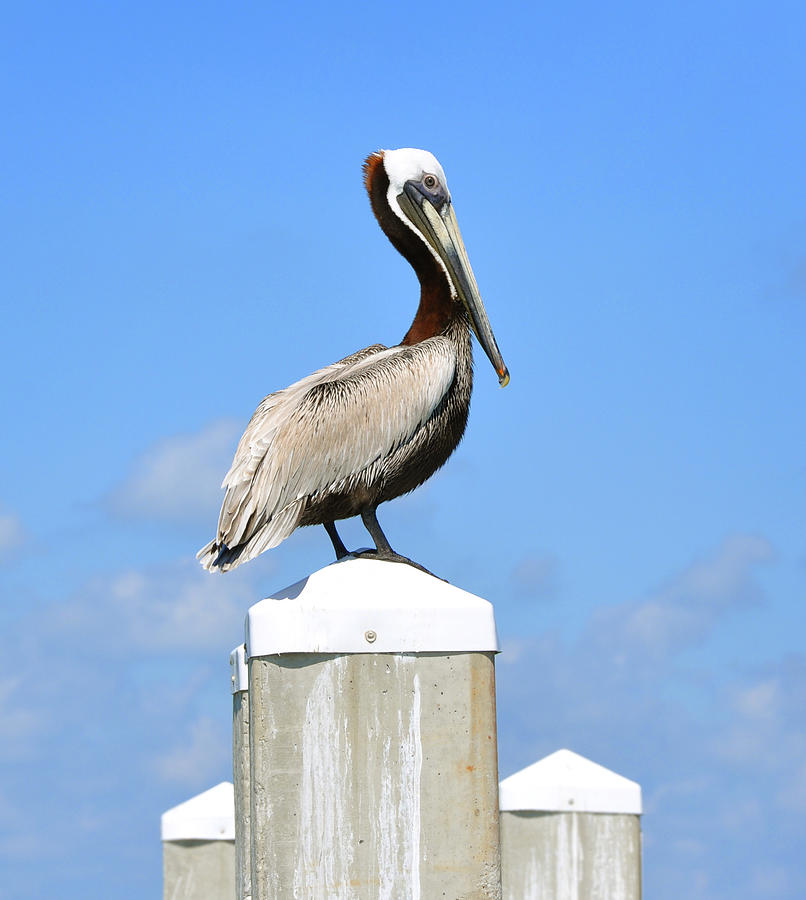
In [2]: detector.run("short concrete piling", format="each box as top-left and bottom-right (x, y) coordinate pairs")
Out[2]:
(230, 644), (251, 900)
(161, 782), (236, 900)
(498, 749), (642, 899)
(244, 556), (502, 899)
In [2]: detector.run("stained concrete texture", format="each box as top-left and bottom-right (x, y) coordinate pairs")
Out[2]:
(163, 839), (236, 900)
(248, 651), (501, 899)
(500, 810), (641, 900)
(233, 690), (251, 900)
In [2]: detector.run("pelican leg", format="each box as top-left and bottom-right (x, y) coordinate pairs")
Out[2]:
(324, 521), (349, 560)
(360, 505), (394, 554)
(356, 507), (441, 578)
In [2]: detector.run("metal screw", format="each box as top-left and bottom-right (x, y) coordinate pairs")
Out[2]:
(364, 630), (377, 643)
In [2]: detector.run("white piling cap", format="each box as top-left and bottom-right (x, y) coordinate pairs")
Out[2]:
(160, 782), (235, 841)
(230, 643), (248, 693)
(499, 749), (642, 814)
(246, 557), (499, 656)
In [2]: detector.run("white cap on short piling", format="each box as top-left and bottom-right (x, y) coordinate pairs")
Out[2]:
(499, 749), (642, 815)
(160, 782), (235, 841)
(246, 556), (499, 656)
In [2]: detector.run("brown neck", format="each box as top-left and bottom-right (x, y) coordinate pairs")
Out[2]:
(364, 152), (456, 346)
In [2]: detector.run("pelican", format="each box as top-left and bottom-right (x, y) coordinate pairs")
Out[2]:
(198, 148), (509, 572)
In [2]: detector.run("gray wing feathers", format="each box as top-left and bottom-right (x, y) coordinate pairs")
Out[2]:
(197, 340), (455, 570)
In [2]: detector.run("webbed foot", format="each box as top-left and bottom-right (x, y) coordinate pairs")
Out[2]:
(352, 548), (444, 581)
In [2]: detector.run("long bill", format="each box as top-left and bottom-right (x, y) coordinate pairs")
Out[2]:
(399, 185), (510, 387)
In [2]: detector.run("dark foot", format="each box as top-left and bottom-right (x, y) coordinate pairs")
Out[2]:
(352, 548), (445, 580)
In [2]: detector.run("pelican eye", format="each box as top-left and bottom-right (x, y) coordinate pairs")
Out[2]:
(423, 174), (439, 190)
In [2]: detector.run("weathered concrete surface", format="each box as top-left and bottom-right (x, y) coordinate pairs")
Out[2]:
(233, 690), (251, 900)
(163, 839), (235, 900)
(500, 811), (641, 900)
(249, 651), (501, 899)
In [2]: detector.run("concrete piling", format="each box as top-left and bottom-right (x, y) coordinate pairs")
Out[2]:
(230, 644), (251, 900)
(244, 556), (502, 899)
(499, 749), (642, 899)
(161, 782), (236, 900)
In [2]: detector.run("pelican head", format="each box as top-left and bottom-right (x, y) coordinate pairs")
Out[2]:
(381, 148), (509, 387)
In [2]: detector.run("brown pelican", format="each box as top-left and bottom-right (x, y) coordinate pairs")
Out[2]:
(198, 148), (508, 572)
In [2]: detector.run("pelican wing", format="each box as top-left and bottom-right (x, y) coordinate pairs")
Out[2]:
(198, 338), (456, 569)
(220, 344), (387, 492)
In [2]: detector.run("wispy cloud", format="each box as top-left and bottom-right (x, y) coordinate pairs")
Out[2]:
(49, 557), (261, 654)
(498, 536), (778, 753)
(711, 659), (806, 809)
(105, 419), (241, 523)
(0, 508), (27, 559)
(152, 715), (229, 785)
(496, 534), (804, 898)
(0, 677), (44, 761)
(510, 552), (559, 601)
(0, 553), (254, 873)
(591, 534), (773, 657)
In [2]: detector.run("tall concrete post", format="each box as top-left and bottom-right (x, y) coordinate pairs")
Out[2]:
(161, 782), (236, 900)
(499, 749), (642, 899)
(230, 645), (251, 900)
(245, 556), (502, 899)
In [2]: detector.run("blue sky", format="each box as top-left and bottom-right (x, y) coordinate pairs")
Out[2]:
(2, 1), (805, 896)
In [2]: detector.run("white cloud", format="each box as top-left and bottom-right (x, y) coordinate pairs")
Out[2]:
(495, 535), (806, 898)
(733, 679), (780, 721)
(498, 636), (532, 664)
(106, 419), (241, 522)
(51, 557), (261, 653)
(711, 662), (806, 812)
(152, 715), (229, 785)
(592, 534), (773, 656)
(0, 677), (44, 760)
(750, 864), (792, 896)
(643, 776), (712, 815)
(510, 552), (558, 600)
(779, 760), (806, 813)
(0, 508), (26, 558)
